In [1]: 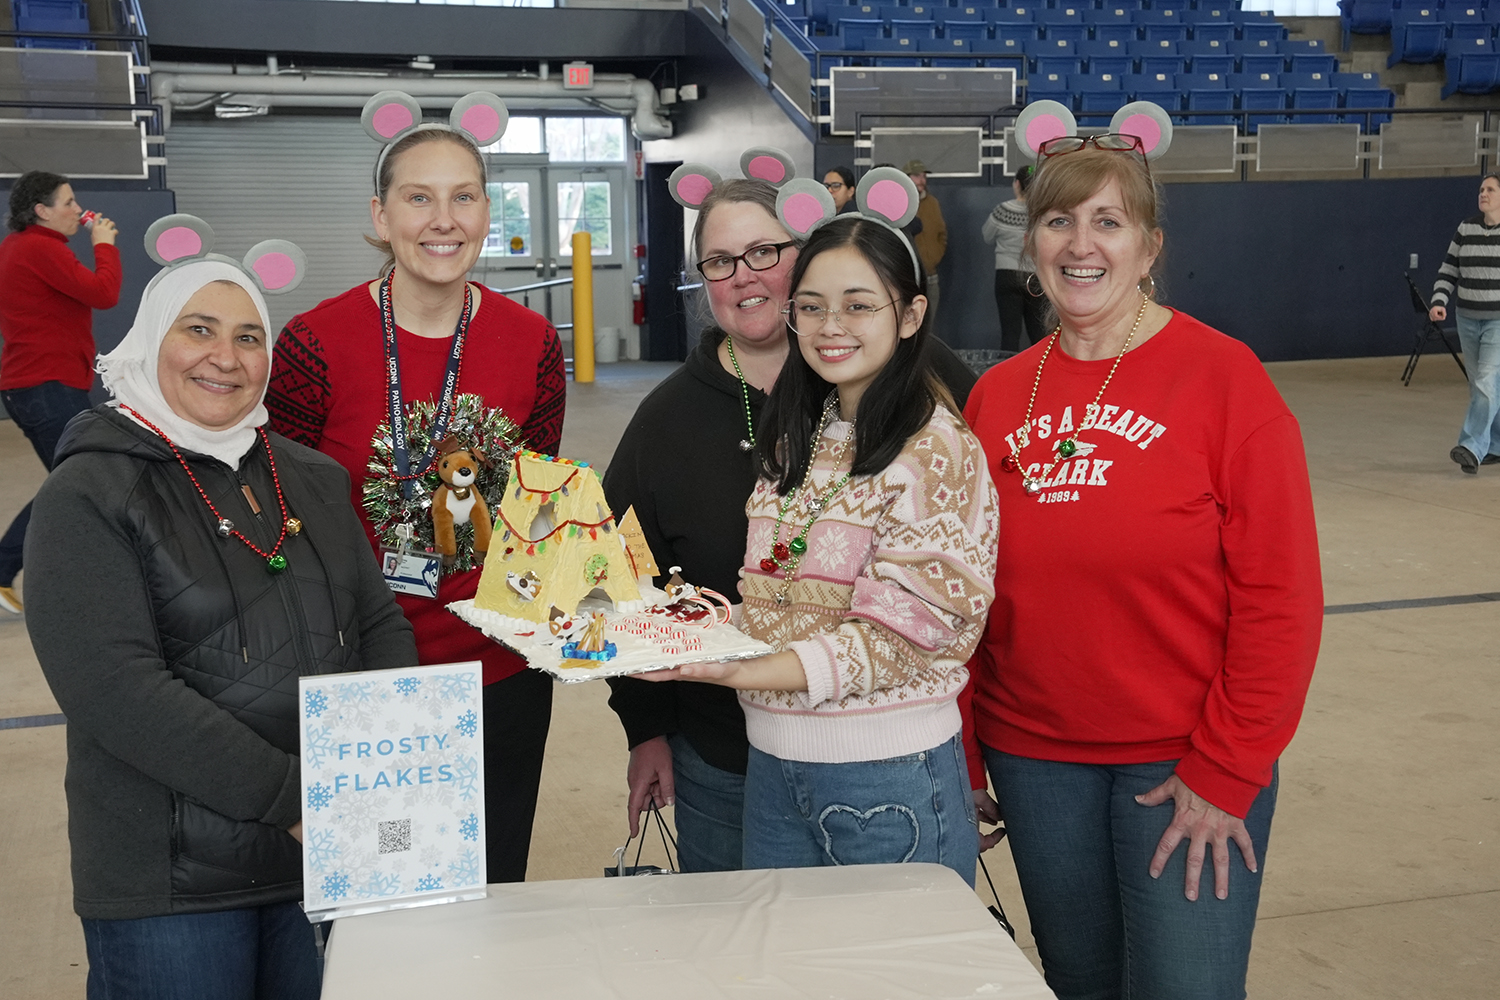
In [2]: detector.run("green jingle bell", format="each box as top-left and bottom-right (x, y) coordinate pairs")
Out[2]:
(1058, 438), (1078, 458)
(267, 554), (288, 574)
(788, 536), (808, 556)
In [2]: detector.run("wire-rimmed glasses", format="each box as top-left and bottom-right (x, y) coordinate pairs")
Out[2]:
(782, 298), (898, 338)
(696, 241), (797, 282)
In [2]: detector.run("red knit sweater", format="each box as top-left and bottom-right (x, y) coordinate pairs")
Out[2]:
(0, 226), (121, 391)
(267, 282), (566, 686)
(962, 311), (1323, 818)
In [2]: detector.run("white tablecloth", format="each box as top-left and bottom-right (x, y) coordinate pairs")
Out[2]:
(321, 862), (1055, 999)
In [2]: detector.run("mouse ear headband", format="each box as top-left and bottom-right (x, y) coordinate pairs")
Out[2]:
(667, 146), (799, 210)
(1013, 100), (1174, 163)
(773, 167), (924, 281)
(363, 90), (509, 197)
(143, 213), (306, 295)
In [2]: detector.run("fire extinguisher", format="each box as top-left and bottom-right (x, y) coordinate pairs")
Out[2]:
(632, 278), (646, 325)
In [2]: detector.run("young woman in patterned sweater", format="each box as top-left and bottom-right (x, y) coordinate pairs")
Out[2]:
(645, 203), (999, 886)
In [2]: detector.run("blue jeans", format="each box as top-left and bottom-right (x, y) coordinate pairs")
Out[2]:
(743, 733), (979, 887)
(81, 901), (320, 1000)
(667, 733), (745, 872)
(0, 381), (93, 585)
(984, 749), (1277, 1000)
(1455, 314), (1500, 460)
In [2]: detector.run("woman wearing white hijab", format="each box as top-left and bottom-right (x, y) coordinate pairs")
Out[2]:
(25, 218), (416, 1000)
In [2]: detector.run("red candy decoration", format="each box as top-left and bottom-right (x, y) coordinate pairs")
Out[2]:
(760, 558), (780, 573)
(999, 454), (1019, 473)
(772, 542), (791, 562)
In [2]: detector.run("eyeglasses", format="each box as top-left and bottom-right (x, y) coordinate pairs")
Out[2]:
(696, 241), (796, 282)
(1038, 133), (1149, 171)
(783, 299), (897, 338)
(823, 181), (847, 192)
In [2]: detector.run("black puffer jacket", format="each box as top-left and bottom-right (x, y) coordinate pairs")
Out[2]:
(27, 406), (416, 920)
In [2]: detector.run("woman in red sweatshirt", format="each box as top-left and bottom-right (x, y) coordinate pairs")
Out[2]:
(963, 128), (1323, 999)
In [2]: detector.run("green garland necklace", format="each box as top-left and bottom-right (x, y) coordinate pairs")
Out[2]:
(761, 396), (855, 606)
(724, 335), (757, 453)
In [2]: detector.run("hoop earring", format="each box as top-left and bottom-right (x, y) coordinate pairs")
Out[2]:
(1025, 272), (1045, 298)
(1140, 274), (1157, 299)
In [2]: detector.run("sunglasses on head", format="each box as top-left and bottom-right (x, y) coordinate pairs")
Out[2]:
(1038, 133), (1150, 172)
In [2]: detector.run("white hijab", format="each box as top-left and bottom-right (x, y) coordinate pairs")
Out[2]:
(97, 260), (275, 468)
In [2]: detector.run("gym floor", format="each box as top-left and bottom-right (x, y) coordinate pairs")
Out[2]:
(1, 354), (1494, 998)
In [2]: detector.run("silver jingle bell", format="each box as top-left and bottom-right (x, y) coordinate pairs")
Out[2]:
(739, 439), (753, 453)
(1022, 480), (1042, 496)
(216, 518), (235, 537)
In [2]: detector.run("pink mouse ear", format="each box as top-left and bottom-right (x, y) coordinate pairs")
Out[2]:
(1014, 100), (1078, 161)
(450, 92), (509, 147)
(1110, 101), (1175, 161)
(668, 163), (723, 209)
(855, 167), (920, 230)
(242, 240), (307, 295)
(775, 179), (836, 237)
(143, 214), (214, 267)
(362, 91), (423, 143)
(739, 146), (797, 187)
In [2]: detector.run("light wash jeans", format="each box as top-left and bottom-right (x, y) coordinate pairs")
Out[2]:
(743, 733), (978, 887)
(666, 733), (745, 873)
(1455, 313), (1500, 461)
(983, 749), (1277, 1000)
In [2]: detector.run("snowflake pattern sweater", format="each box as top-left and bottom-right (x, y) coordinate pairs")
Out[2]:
(738, 404), (999, 764)
(962, 310), (1323, 818)
(266, 282), (565, 686)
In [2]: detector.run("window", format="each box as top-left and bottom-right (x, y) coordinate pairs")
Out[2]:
(543, 117), (626, 163)
(494, 117), (543, 155)
(556, 181), (611, 256)
(485, 181), (531, 255)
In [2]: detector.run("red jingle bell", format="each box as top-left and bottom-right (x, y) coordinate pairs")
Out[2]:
(760, 558), (780, 573)
(772, 542), (791, 562)
(1000, 454), (1020, 474)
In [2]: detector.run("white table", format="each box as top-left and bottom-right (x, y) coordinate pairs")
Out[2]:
(321, 862), (1055, 999)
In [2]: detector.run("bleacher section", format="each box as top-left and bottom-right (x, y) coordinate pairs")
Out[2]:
(792, 1), (1398, 130)
(1341, 0), (1500, 97)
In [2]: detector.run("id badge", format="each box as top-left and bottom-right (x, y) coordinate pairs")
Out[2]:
(381, 547), (441, 599)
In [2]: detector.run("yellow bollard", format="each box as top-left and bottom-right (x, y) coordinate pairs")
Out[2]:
(571, 231), (595, 384)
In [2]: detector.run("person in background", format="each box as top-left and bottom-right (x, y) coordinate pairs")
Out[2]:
(28, 251), (415, 1000)
(1430, 172), (1500, 474)
(822, 166), (856, 214)
(268, 114), (566, 884)
(964, 137), (1323, 1000)
(904, 159), (947, 324)
(983, 165), (1047, 353)
(0, 170), (120, 615)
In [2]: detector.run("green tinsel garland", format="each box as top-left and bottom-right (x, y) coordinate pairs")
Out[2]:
(363, 393), (525, 574)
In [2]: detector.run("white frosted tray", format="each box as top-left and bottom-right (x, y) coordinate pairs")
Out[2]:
(447, 586), (772, 684)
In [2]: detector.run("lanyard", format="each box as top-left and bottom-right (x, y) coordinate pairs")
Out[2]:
(380, 270), (473, 499)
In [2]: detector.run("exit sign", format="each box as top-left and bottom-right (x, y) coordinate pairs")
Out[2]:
(563, 61), (594, 90)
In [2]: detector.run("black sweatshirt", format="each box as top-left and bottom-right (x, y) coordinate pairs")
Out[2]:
(603, 329), (976, 774)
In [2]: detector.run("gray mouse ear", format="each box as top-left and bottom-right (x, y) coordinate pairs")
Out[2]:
(1110, 101), (1174, 160)
(243, 240), (307, 295)
(450, 92), (509, 147)
(144, 214), (214, 266)
(775, 179), (836, 239)
(362, 91), (422, 143)
(668, 163), (722, 209)
(855, 168), (921, 230)
(1013, 100), (1078, 162)
(739, 146), (797, 187)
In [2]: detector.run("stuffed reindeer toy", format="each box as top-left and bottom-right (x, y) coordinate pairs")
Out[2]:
(430, 437), (493, 567)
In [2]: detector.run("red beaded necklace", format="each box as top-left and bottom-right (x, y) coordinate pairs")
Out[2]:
(119, 404), (296, 574)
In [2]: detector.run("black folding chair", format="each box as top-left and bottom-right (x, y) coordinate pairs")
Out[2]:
(1402, 273), (1468, 386)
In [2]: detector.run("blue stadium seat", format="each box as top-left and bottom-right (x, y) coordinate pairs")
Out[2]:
(838, 18), (886, 48)
(1103, 0), (1145, 9)
(886, 4), (936, 23)
(994, 24), (1042, 46)
(1033, 37), (1079, 62)
(1095, 6), (1139, 37)
(939, 6), (987, 26)
(1331, 70), (1382, 93)
(13, 0), (92, 48)
(1241, 53), (1286, 75)
(1240, 22), (1289, 45)
(973, 37), (1031, 58)
(1194, 2), (1234, 16)
(889, 19), (938, 41)
(1035, 55), (1085, 76)
(1096, 23), (1141, 45)
(920, 37), (973, 54)
(808, 0), (854, 31)
(1291, 86), (1340, 125)
(1131, 72), (1184, 109)
(1343, 86), (1394, 130)
(990, 5), (1040, 27)
(1043, 23), (1088, 43)
(1281, 39), (1327, 57)
(848, 3), (895, 19)
(1151, 0), (1190, 12)
(1135, 39), (1186, 75)
(1079, 37), (1133, 61)
(1074, 72), (1130, 124)
(942, 21), (989, 43)
(1027, 72), (1075, 108)
(1237, 79), (1287, 133)
(1389, 8), (1446, 66)
(1186, 79), (1236, 125)
(1039, 5), (1086, 25)
(1444, 35), (1500, 97)
(1343, 0), (1393, 39)
(1282, 71), (1334, 90)
(1190, 22), (1237, 44)
(1290, 53), (1340, 74)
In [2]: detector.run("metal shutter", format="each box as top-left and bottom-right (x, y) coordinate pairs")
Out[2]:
(165, 116), (382, 332)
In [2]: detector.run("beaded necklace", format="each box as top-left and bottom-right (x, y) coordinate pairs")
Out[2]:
(762, 396), (855, 606)
(1001, 293), (1149, 495)
(723, 335), (757, 453)
(119, 404), (298, 574)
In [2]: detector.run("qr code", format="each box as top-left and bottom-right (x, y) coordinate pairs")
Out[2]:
(377, 818), (411, 855)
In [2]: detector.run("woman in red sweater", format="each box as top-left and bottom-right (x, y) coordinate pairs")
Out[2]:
(963, 110), (1323, 1000)
(267, 97), (565, 883)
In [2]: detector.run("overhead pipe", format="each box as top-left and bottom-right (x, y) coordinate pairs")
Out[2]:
(151, 64), (672, 139)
